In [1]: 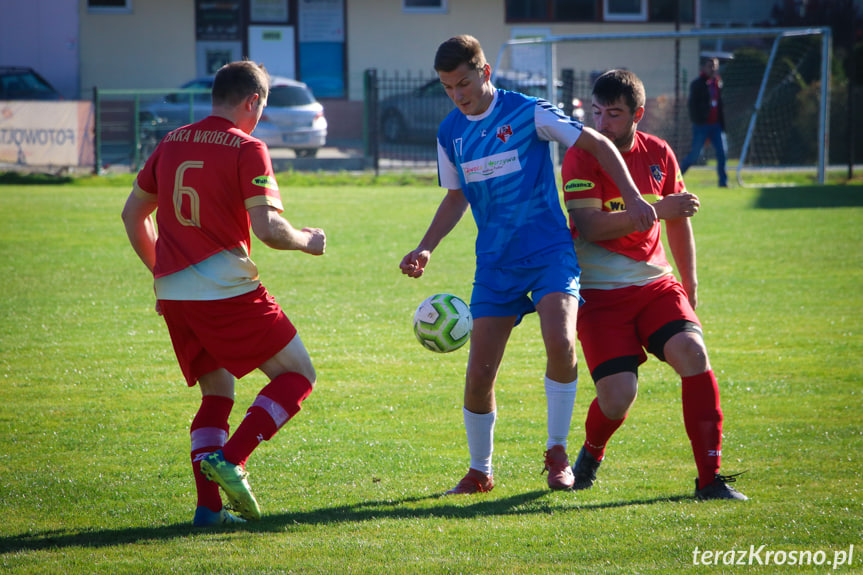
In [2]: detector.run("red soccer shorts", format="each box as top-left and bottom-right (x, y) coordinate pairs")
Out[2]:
(577, 274), (701, 377)
(159, 284), (298, 386)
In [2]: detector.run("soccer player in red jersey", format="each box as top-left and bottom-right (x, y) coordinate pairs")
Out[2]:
(562, 69), (746, 500)
(122, 60), (327, 526)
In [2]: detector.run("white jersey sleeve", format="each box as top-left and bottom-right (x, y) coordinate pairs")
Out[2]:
(534, 99), (583, 148)
(437, 138), (461, 190)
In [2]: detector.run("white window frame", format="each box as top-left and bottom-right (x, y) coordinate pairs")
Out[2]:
(403, 0), (447, 14)
(603, 0), (647, 22)
(87, 0), (132, 14)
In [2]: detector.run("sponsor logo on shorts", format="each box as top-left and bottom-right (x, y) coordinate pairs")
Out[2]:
(252, 175), (279, 191)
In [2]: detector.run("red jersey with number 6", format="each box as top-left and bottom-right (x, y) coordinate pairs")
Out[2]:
(133, 115), (283, 281)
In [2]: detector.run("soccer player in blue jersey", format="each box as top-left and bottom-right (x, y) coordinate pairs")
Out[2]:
(399, 35), (657, 494)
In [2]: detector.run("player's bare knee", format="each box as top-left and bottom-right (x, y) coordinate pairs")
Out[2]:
(595, 372), (637, 419)
(665, 332), (709, 373)
(545, 338), (577, 368)
(466, 361), (497, 387)
(598, 390), (636, 420)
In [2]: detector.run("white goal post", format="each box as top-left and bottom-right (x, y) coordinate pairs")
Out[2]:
(492, 27), (832, 185)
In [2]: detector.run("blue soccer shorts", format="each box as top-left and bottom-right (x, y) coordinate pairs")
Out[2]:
(470, 248), (581, 325)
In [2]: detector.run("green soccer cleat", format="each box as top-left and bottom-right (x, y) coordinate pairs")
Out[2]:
(192, 506), (247, 527)
(199, 450), (262, 521)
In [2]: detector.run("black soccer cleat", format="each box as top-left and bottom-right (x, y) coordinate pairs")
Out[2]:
(695, 472), (748, 501)
(570, 445), (602, 490)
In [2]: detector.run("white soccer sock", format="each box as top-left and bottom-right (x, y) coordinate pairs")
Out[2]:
(545, 375), (578, 450)
(463, 407), (496, 476)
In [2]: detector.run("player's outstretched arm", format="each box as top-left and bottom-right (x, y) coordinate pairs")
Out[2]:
(399, 188), (468, 279)
(249, 205), (326, 255)
(574, 127), (657, 232)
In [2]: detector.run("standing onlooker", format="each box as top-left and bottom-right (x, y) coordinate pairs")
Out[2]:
(679, 57), (728, 188)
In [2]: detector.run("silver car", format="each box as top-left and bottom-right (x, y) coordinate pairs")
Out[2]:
(379, 79), (454, 143)
(378, 74), (583, 144)
(142, 76), (327, 157)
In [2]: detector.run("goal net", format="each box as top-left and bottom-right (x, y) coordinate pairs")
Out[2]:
(492, 27), (831, 186)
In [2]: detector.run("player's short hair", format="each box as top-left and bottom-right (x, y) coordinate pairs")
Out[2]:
(212, 60), (270, 107)
(434, 35), (487, 73)
(592, 69), (645, 114)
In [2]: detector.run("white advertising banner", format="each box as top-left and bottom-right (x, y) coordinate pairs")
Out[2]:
(0, 101), (95, 167)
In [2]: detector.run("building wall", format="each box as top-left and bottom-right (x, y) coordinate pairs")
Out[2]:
(345, 0), (502, 100)
(0, 0), (79, 99)
(79, 0), (197, 96)
(346, 0), (698, 101)
(700, 0), (773, 26)
(69, 0), (701, 102)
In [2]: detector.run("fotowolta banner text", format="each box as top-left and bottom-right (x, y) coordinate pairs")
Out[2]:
(0, 101), (95, 167)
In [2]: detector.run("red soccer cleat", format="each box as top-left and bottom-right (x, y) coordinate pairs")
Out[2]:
(543, 445), (575, 490)
(445, 468), (494, 495)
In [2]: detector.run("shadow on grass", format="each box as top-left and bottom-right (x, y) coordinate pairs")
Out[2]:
(0, 491), (690, 553)
(755, 185), (863, 209)
(0, 171), (74, 186)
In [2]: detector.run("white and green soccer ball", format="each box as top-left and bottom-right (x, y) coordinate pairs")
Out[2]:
(413, 293), (473, 353)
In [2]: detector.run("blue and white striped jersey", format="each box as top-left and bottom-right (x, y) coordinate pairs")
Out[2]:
(437, 88), (584, 267)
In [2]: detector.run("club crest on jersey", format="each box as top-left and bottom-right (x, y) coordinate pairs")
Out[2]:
(496, 125), (513, 143)
(650, 165), (663, 183)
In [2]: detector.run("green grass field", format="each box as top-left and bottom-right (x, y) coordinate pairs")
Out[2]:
(1, 168), (862, 574)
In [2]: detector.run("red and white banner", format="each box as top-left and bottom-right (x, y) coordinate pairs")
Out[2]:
(0, 101), (95, 167)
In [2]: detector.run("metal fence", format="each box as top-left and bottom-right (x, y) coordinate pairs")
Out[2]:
(362, 68), (597, 173)
(94, 87), (210, 172)
(94, 71), (600, 174)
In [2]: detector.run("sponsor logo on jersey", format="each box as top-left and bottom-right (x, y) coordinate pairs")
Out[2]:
(461, 150), (521, 183)
(496, 124), (513, 143)
(252, 175), (279, 191)
(604, 198), (626, 211)
(650, 164), (663, 183)
(564, 179), (595, 192)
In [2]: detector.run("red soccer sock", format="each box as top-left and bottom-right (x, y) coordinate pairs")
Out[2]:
(583, 397), (627, 462)
(190, 395), (233, 512)
(681, 370), (724, 489)
(222, 372), (313, 468)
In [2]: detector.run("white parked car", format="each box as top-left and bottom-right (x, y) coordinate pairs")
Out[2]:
(141, 76), (327, 157)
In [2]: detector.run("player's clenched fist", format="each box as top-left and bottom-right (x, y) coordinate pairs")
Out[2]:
(399, 249), (430, 278)
(655, 192), (700, 220)
(302, 227), (327, 255)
